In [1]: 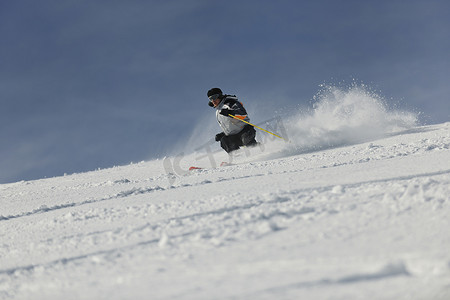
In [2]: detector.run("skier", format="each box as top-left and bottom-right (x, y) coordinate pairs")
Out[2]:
(207, 88), (257, 153)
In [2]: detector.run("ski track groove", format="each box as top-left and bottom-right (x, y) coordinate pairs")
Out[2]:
(237, 263), (411, 299)
(0, 237), (160, 276)
(0, 174), (267, 222)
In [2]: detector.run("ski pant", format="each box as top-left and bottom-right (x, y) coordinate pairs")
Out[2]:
(220, 125), (257, 153)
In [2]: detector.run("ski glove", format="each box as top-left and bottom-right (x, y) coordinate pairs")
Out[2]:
(215, 132), (225, 142)
(219, 109), (233, 117)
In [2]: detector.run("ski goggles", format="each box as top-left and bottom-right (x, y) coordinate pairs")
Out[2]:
(208, 94), (220, 101)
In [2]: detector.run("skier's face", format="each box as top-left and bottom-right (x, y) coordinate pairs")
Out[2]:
(211, 98), (221, 107)
(209, 94), (221, 107)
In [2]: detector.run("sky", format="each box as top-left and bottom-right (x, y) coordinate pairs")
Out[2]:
(1, 0), (449, 184)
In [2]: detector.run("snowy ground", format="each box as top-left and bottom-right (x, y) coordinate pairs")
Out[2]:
(1, 119), (449, 299)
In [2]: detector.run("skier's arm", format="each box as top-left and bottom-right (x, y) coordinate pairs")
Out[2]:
(220, 100), (247, 118)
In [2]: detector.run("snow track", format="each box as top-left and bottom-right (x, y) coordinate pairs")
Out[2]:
(1, 123), (449, 299)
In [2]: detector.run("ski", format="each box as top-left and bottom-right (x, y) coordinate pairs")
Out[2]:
(189, 162), (234, 171)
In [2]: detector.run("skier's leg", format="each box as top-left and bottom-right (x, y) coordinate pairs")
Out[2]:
(220, 135), (240, 153)
(241, 126), (257, 146)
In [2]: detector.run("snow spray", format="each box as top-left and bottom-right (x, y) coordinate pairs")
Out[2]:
(257, 83), (419, 160)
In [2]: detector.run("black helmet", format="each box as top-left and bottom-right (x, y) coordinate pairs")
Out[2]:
(207, 88), (223, 98)
(207, 88), (223, 107)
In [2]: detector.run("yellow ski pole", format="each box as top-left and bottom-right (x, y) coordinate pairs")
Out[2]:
(228, 114), (287, 140)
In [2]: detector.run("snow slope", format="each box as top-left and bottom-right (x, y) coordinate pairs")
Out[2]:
(1, 121), (449, 300)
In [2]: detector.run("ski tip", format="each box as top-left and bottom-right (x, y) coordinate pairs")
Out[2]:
(189, 166), (203, 171)
(189, 163), (232, 170)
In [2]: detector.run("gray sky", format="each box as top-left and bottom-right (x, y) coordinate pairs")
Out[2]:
(1, 0), (449, 183)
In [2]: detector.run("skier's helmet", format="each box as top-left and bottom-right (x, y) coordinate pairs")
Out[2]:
(207, 88), (223, 107)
